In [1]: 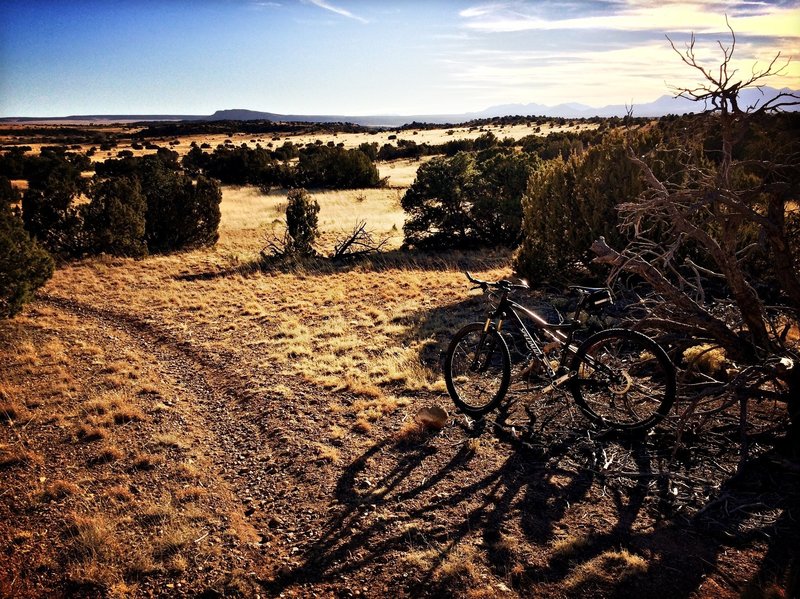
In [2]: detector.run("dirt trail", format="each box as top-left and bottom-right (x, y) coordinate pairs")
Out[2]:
(5, 293), (795, 597)
(37, 294), (347, 584)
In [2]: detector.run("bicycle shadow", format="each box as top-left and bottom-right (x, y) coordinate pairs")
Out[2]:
(256, 405), (798, 597)
(511, 426), (799, 597)
(258, 419), (599, 595)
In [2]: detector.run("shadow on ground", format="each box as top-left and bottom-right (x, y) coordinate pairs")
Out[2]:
(259, 407), (798, 596)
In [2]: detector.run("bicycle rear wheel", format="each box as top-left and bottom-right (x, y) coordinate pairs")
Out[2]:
(570, 329), (676, 431)
(444, 323), (511, 416)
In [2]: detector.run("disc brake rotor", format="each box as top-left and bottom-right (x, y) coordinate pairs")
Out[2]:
(609, 370), (632, 395)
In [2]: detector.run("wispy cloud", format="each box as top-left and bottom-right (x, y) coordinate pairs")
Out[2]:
(305, 0), (368, 23)
(447, 0), (800, 106)
(459, 1), (800, 36)
(442, 42), (687, 102)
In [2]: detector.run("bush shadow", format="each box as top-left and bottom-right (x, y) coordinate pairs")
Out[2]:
(173, 247), (514, 282)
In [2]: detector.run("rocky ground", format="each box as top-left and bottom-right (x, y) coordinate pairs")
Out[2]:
(2, 272), (798, 598)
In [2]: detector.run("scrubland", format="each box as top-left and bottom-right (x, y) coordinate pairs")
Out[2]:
(1, 128), (795, 598)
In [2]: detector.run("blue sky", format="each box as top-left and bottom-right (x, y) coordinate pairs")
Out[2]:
(1, 0), (798, 117)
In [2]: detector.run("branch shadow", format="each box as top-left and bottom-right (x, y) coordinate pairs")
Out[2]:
(258, 420), (597, 596)
(172, 247), (513, 282)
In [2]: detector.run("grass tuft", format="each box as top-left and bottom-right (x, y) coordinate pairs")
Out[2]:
(153, 524), (197, 560)
(551, 533), (596, 561)
(130, 452), (163, 471)
(64, 514), (118, 561)
(564, 548), (648, 590)
(89, 444), (124, 465)
(76, 424), (107, 443)
(42, 480), (80, 501)
(0, 446), (42, 469)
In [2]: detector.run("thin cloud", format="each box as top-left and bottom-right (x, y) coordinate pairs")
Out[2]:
(306, 0), (368, 23)
(459, 0), (800, 36)
(439, 32), (800, 106)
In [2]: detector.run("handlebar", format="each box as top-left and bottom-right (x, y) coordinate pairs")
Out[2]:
(465, 272), (613, 307)
(465, 271), (529, 293)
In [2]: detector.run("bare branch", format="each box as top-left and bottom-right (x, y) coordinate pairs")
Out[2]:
(330, 220), (392, 261)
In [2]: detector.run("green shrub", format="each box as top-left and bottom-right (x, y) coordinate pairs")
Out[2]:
(83, 177), (147, 257)
(0, 200), (54, 317)
(401, 153), (475, 249)
(21, 184), (83, 257)
(285, 188), (319, 256)
(401, 151), (536, 249)
(19, 149), (88, 257)
(297, 146), (380, 189)
(514, 137), (638, 281)
(141, 162), (221, 253)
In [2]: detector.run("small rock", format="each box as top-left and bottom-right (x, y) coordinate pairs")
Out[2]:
(415, 406), (449, 430)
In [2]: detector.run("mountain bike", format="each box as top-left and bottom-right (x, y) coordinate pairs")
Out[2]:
(443, 272), (677, 432)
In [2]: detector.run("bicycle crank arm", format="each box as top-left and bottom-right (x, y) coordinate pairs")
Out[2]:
(540, 371), (575, 394)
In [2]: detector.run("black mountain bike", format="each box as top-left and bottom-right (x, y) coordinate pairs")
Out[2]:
(443, 272), (677, 432)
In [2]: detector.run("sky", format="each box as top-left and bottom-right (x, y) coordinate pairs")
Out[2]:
(1, 0), (799, 117)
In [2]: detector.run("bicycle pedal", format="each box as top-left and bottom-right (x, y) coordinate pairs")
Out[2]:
(541, 371), (574, 394)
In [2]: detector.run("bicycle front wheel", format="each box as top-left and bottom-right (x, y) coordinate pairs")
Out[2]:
(570, 329), (676, 431)
(444, 323), (511, 416)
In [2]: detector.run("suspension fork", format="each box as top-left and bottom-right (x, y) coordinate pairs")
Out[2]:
(470, 316), (504, 372)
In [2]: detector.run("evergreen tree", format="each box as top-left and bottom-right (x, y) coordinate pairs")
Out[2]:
(0, 196), (54, 317)
(83, 177), (147, 257)
(285, 188), (319, 256)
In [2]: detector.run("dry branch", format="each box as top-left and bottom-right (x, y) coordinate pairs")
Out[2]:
(330, 220), (391, 261)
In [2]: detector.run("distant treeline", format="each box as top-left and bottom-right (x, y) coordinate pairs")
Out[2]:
(397, 114), (648, 131)
(133, 120), (378, 139)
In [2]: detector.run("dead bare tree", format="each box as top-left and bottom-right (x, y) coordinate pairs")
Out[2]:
(591, 21), (800, 450)
(260, 226), (293, 261)
(330, 220), (392, 261)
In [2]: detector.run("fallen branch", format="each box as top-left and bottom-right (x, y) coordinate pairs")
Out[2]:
(330, 220), (392, 261)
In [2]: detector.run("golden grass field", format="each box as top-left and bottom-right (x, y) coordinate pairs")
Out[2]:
(0, 120), (591, 163)
(1, 125), (794, 598)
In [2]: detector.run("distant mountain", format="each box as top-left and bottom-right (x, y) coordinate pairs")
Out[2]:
(2, 87), (796, 127)
(475, 87), (799, 119)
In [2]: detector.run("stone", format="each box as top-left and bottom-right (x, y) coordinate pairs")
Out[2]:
(414, 406), (448, 430)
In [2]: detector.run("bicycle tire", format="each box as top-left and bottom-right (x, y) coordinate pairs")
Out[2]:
(570, 329), (676, 431)
(444, 323), (511, 416)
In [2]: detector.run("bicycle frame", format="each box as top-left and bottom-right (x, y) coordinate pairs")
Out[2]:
(449, 272), (676, 430)
(478, 289), (604, 391)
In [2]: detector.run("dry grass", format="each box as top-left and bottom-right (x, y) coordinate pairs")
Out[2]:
(314, 442), (342, 463)
(0, 121), (788, 597)
(551, 533), (596, 560)
(64, 513), (118, 561)
(0, 294), (254, 596)
(130, 452), (163, 471)
(76, 424), (107, 442)
(9, 119), (581, 165)
(90, 444), (124, 465)
(0, 445), (42, 469)
(405, 543), (481, 588)
(42, 250), (503, 439)
(683, 343), (728, 376)
(41, 479), (81, 501)
(106, 485), (134, 503)
(0, 399), (28, 423)
(111, 404), (145, 424)
(174, 486), (208, 503)
(564, 548), (648, 590)
(393, 419), (427, 444)
(152, 523), (198, 560)
(153, 432), (189, 449)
